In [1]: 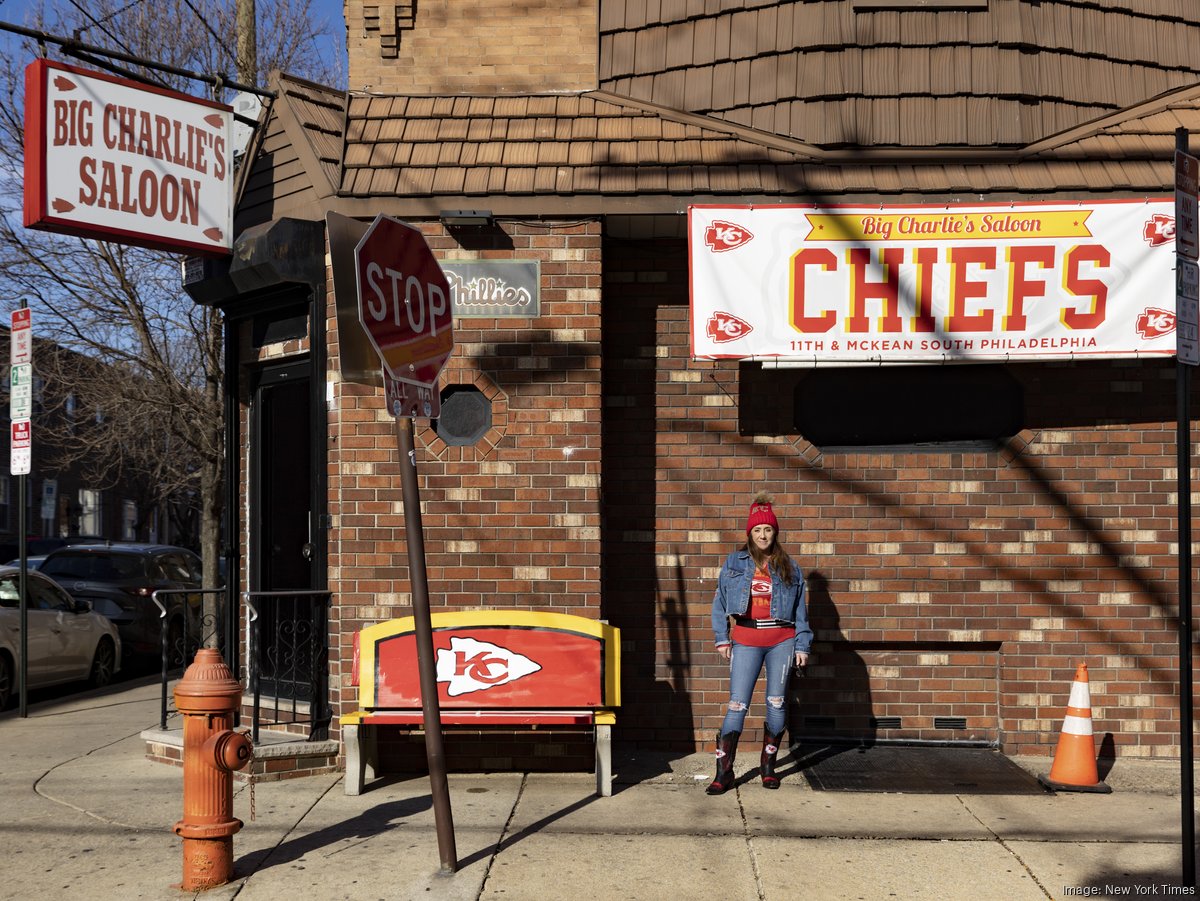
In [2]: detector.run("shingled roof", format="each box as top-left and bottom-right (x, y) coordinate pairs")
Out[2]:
(235, 69), (1200, 229)
(599, 0), (1200, 149)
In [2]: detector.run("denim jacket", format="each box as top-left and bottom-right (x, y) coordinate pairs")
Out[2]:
(711, 549), (813, 654)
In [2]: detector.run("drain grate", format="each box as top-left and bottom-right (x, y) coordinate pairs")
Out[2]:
(794, 744), (1049, 795)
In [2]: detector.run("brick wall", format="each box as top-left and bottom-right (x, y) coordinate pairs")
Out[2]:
(234, 224), (1194, 767)
(327, 220), (604, 761)
(346, 0), (599, 93)
(603, 235), (1191, 761)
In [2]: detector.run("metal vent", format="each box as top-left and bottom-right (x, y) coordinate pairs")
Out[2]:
(870, 716), (902, 729)
(934, 716), (967, 730)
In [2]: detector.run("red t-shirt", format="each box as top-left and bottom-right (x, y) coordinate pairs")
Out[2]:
(731, 565), (795, 648)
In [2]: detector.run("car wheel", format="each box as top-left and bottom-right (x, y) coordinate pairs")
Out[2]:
(89, 638), (116, 689)
(0, 652), (12, 709)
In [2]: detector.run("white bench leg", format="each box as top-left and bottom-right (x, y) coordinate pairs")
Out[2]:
(344, 724), (378, 795)
(344, 724), (364, 795)
(595, 723), (612, 797)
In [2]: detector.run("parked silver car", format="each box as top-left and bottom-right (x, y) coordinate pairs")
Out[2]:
(0, 566), (122, 708)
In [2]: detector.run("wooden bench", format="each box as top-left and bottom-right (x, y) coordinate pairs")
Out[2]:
(341, 611), (621, 797)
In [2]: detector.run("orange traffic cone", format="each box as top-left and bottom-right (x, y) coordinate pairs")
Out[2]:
(1038, 662), (1112, 793)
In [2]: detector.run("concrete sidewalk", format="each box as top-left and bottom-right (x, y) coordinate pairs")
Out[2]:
(0, 678), (1194, 901)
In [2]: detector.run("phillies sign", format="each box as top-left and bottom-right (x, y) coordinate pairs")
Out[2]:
(24, 59), (233, 256)
(690, 200), (1177, 364)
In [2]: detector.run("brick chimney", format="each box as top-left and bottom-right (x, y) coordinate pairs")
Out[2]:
(346, 0), (599, 94)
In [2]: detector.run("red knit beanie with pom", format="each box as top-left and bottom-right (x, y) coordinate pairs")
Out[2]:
(745, 496), (778, 534)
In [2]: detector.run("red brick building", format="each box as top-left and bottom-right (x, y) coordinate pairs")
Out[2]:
(187, 1), (1200, 768)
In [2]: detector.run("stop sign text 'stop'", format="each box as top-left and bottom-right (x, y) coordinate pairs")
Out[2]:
(354, 214), (454, 388)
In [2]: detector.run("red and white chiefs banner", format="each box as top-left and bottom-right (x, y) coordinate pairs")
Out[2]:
(689, 200), (1178, 364)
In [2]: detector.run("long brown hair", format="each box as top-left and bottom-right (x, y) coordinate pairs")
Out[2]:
(746, 539), (796, 585)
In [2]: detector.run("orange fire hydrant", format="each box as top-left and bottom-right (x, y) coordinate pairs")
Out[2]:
(172, 648), (253, 891)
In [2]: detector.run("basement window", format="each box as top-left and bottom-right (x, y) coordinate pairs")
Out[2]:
(436, 386), (492, 447)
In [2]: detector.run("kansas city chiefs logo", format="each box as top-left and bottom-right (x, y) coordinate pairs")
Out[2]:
(1136, 307), (1176, 339)
(704, 220), (753, 252)
(707, 311), (754, 343)
(1143, 214), (1175, 247)
(435, 636), (541, 696)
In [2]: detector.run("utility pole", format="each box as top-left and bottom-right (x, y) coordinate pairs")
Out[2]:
(236, 0), (257, 84)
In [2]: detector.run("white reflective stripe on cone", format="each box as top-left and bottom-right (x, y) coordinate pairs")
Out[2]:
(1061, 714), (1094, 736)
(1068, 682), (1091, 708)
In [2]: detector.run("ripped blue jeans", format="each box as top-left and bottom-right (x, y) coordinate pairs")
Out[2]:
(720, 639), (793, 736)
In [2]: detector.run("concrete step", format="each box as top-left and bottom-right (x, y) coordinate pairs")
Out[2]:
(142, 725), (341, 782)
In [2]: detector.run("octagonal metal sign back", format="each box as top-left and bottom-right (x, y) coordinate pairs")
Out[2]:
(355, 214), (454, 387)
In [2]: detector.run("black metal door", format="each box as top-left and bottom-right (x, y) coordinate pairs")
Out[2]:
(252, 362), (314, 701)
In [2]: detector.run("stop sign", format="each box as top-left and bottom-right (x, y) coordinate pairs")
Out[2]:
(355, 214), (454, 387)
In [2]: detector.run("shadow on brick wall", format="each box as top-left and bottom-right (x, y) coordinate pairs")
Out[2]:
(791, 570), (877, 746)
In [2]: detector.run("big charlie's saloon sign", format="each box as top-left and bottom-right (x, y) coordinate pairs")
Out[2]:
(689, 201), (1177, 364)
(24, 59), (233, 256)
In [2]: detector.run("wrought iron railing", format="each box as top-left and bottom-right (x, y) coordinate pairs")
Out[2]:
(152, 588), (228, 730)
(244, 590), (332, 743)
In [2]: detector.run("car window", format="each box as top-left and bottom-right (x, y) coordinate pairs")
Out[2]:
(36, 576), (77, 610)
(0, 577), (18, 608)
(40, 555), (91, 579)
(159, 553), (199, 583)
(43, 553), (146, 580)
(145, 557), (168, 580)
(30, 579), (71, 611)
(186, 552), (203, 581)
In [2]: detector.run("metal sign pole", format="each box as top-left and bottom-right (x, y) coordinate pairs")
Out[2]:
(1179, 334), (1196, 889)
(395, 413), (457, 874)
(1175, 126), (1197, 889)
(17, 469), (26, 717)
(12, 300), (29, 718)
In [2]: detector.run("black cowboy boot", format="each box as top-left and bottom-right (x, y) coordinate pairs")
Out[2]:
(706, 730), (741, 795)
(761, 729), (784, 789)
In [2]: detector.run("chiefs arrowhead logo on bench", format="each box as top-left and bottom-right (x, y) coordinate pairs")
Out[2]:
(435, 636), (542, 696)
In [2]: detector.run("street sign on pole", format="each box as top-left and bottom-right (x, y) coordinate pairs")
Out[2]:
(10, 420), (30, 475)
(384, 368), (441, 420)
(9, 304), (29, 720)
(355, 214), (454, 388)
(1177, 260), (1200, 366)
(355, 215), (458, 873)
(9, 307), (32, 476)
(11, 307), (31, 365)
(1177, 150), (1199, 261)
(10, 363), (31, 421)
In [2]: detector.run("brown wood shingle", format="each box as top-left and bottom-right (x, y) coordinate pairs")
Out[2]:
(600, 0), (1200, 149)
(247, 44), (1194, 232)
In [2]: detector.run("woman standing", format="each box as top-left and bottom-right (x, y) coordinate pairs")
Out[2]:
(707, 494), (812, 794)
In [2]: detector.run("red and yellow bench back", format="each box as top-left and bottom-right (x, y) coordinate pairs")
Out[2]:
(352, 611), (621, 711)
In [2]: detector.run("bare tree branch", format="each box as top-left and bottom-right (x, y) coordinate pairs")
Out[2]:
(0, 0), (341, 584)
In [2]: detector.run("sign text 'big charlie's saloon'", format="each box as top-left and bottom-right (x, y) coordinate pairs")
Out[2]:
(24, 59), (233, 256)
(690, 200), (1177, 365)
